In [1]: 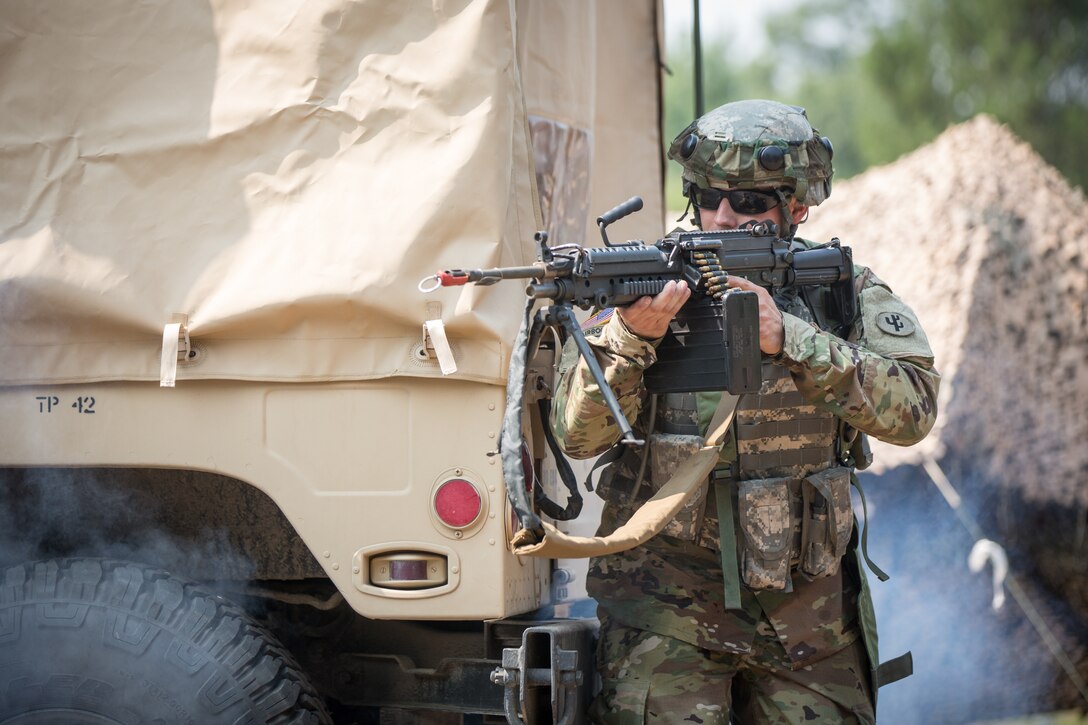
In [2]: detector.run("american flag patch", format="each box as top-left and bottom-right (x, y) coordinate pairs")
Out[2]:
(581, 307), (614, 330)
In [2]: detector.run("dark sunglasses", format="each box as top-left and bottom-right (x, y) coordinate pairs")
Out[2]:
(687, 185), (781, 215)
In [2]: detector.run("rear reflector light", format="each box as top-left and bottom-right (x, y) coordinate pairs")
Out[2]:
(433, 478), (483, 529)
(369, 552), (448, 590)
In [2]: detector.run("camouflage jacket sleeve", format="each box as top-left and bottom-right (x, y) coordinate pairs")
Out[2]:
(550, 312), (657, 459)
(777, 268), (940, 445)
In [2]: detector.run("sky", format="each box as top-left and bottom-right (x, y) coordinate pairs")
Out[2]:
(662, 0), (804, 63)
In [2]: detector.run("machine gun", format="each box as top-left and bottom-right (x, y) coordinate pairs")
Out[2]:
(420, 197), (855, 533)
(422, 196), (855, 440)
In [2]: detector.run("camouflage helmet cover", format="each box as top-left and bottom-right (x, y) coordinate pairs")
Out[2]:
(668, 99), (835, 206)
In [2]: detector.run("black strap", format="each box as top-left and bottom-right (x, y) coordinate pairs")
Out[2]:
(533, 398), (583, 521)
(851, 473), (889, 582)
(875, 651), (913, 688)
(582, 444), (625, 493)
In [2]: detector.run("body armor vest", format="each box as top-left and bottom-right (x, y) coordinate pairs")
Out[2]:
(649, 361), (840, 553)
(599, 264), (857, 589)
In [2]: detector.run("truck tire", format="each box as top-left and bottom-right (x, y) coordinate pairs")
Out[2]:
(0, 559), (332, 724)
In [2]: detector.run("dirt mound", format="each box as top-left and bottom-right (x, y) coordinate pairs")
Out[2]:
(804, 115), (1088, 507)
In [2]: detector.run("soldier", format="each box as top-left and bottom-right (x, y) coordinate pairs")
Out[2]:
(551, 100), (940, 723)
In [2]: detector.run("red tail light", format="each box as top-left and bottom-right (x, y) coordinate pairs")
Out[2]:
(433, 478), (483, 529)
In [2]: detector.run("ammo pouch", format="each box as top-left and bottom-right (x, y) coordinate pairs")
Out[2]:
(800, 466), (854, 578)
(647, 432), (709, 541)
(737, 477), (796, 591)
(737, 466), (854, 590)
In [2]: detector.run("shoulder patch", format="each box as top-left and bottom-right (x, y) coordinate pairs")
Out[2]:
(582, 307), (614, 330)
(859, 285), (933, 359)
(876, 311), (916, 337)
(581, 307), (614, 336)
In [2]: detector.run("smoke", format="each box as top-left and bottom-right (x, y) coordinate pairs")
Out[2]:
(0, 467), (261, 585)
(860, 464), (1087, 723)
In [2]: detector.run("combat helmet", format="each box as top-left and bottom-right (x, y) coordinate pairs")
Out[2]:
(668, 99), (834, 235)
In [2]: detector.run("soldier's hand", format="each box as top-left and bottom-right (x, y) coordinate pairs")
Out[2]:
(725, 275), (784, 355)
(617, 280), (690, 339)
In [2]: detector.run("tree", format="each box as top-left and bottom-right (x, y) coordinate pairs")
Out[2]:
(764, 0), (1088, 189)
(665, 0), (1088, 190)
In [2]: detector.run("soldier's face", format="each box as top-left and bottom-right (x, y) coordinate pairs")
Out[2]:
(699, 191), (807, 232)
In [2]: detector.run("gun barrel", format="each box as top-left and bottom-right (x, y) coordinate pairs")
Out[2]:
(473, 264), (548, 281)
(526, 280), (567, 300)
(436, 263), (550, 287)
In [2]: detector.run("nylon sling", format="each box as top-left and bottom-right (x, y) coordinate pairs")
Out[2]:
(511, 393), (740, 558)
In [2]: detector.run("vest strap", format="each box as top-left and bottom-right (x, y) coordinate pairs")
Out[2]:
(875, 651), (914, 688)
(708, 394), (743, 610)
(714, 475), (742, 610)
(851, 473), (890, 581)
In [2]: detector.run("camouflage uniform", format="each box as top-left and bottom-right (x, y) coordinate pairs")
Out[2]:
(551, 262), (938, 723)
(551, 99), (939, 722)
(557, 101), (940, 722)
(593, 613), (874, 723)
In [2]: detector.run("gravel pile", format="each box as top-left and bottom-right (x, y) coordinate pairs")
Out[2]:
(802, 117), (1088, 719)
(804, 115), (1088, 508)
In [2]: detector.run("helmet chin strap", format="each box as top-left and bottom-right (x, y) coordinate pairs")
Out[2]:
(677, 197), (696, 227)
(775, 189), (798, 239)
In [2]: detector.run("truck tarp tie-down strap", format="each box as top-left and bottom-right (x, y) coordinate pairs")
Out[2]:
(511, 392), (740, 558)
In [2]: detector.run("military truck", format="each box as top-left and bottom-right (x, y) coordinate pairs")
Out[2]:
(0, 1), (665, 722)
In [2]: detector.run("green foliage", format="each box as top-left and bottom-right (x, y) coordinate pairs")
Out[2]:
(664, 0), (1088, 193)
(859, 0), (1088, 189)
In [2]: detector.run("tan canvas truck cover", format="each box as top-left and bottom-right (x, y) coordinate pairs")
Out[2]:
(0, 0), (664, 621)
(0, 0), (539, 386)
(0, 0), (662, 387)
